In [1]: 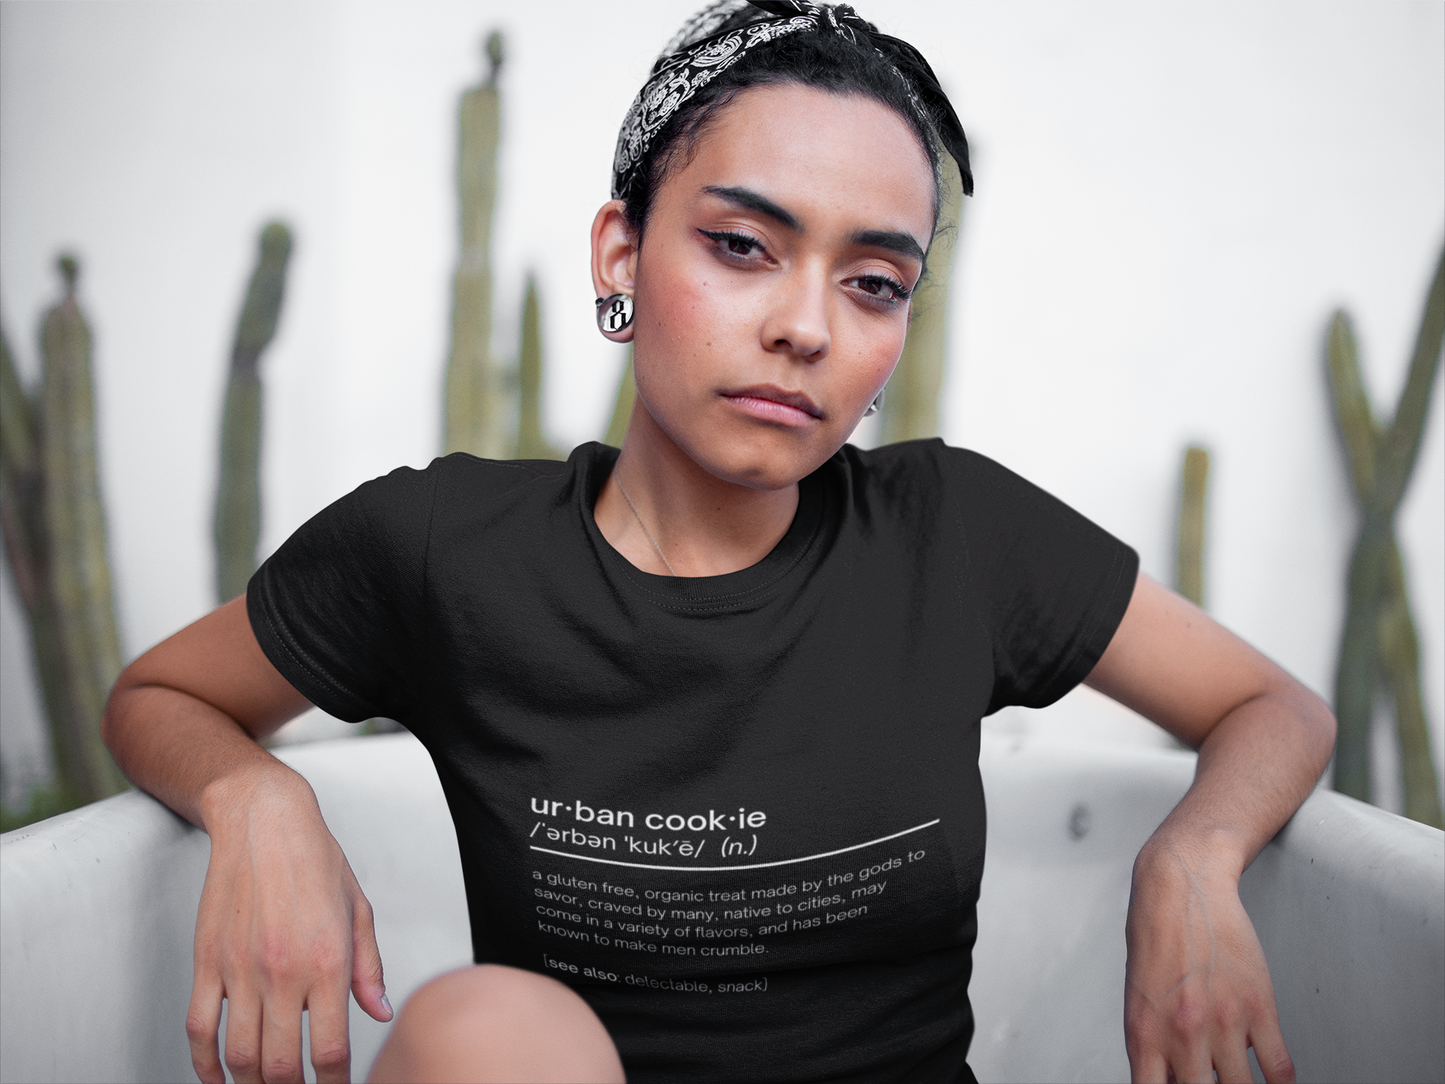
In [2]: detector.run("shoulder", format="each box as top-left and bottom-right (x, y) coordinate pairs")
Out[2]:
(836, 438), (1031, 508)
(368, 449), (573, 500)
(838, 439), (1127, 567)
(350, 446), (597, 520)
(274, 447), (599, 575)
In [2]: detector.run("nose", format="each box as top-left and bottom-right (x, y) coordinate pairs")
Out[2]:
(759, 267), (830, 361)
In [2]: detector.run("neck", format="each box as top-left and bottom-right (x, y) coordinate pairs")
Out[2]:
(595, 405), (801, 578)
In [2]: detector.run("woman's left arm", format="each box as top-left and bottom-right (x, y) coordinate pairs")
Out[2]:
(1083, 573), (1336, 1084)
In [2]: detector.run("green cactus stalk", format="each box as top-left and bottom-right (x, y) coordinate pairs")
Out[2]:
(215, 221), (292, 603)
(1175, 445), (1210, 608)
(1, 315), (76, 817)
(1378, 539), (1443, 827)
(514, 275), (563, 460)
(1328, 312), (1384, 802)
(1, 318), (46, 629)
(1328, 242), (1444, 824)
(878, 153), (964, 445)
(444, 31), (509, 459)
(38, 256), (127, 805)
(604, 349), (636, 449)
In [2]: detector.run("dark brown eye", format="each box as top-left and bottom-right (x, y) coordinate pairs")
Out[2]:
(700, 229), (765, 260)
(853, 275), (910, 303)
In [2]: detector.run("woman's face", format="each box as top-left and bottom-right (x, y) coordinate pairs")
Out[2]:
(623, 82), (936, 491)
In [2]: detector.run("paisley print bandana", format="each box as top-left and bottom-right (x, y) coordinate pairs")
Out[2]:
(610, 0), (969, 204)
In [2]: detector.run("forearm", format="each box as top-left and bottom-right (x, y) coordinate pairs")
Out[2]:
(1143, 680), (1336, 878)
(103, 681), (311, 831)
(101, 596), (318, 831)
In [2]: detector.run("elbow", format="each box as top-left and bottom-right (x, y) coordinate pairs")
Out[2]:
(100, 662), (139, 758)
(99, 685), (122, 757)
(1239, 672), (1337, 787)
(1315, 695), (1339, 773)
(99, 700), (120, 757)
(1317, 694), (1339, 746)
(1292, 681), (1337, 782)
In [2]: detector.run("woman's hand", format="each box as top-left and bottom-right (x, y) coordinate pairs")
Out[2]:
(187, 765), (392, 1084)
(1123, 832), (1291, 1083)
(102, 597), (394, 1082)
(1084, 575), (1335, 1084)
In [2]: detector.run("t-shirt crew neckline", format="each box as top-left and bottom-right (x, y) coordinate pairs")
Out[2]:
(575, 441), (830, 610)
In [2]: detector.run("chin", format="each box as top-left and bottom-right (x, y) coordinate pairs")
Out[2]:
(699, 431), (838, 491)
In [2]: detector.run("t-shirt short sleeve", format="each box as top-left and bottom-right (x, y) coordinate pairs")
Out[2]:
(946, 447), (1139, 715)
(246, 463), (437, 723)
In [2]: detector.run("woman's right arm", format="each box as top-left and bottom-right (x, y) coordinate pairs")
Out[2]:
(103, 595), (393, 1084)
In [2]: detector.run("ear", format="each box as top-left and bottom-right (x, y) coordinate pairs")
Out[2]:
(591, 200), (640, 341)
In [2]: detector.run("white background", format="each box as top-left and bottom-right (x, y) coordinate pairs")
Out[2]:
(2, 1), (1441, 813)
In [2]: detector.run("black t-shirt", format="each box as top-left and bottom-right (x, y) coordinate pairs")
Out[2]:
(248, 440), (1137, 1083)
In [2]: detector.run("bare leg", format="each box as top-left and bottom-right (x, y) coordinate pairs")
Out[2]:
(367, 964), (626, 1083)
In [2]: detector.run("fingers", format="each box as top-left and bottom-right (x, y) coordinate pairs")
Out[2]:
(1239, 968), (1293, 1082)
(1126, 1045), (1170, 1084)
(222, 992), (265, 1084)
(307, 986), (354, 1084)
(349, 890), (393, 1023)
(1127, 996), (1262, 1084)
(1250, 1024), (1296, 1084)
(219, 990), (308, 1084)
(201, 972), (355, 1084)
(260, 994), (307, 1084)
(1128, 1008), (1289, 1084)
(1164, 1048), (1212, 1084)
(1212, 1043), (1255, 1084)
(186, 972), (226, 1084)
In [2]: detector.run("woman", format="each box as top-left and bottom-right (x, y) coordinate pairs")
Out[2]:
(103, 3), (1335, 1082)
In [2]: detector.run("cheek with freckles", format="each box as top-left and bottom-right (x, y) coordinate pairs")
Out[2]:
(634, 267), (748, 393)
(836, 314), (908, 412)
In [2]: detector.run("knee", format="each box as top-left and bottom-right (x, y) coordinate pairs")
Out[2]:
(402, 964), (601, 1042)
(369, 964), (625, 1083)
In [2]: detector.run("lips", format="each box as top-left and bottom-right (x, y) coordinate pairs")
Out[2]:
(721, 384), (823, 424)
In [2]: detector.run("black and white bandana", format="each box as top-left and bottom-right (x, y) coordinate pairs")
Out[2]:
(611, 0), (972, 204)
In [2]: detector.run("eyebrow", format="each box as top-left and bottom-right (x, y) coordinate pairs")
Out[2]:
(703, 185), (926, 265)
(849, 229), (925, 264)
(704, 185), (800, 231)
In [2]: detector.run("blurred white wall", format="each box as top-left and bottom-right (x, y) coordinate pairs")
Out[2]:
(2, 1), (1441, 811)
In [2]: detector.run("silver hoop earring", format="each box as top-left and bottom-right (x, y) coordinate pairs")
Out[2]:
(595, 293), (634, 340)
(864, 386), (886, 417)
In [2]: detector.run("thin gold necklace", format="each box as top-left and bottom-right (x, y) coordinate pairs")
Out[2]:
(614, 473), (678, 577)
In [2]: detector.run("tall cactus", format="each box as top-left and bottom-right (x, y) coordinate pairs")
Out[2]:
(1175, 445), (1210, 608)
(1328, 243), (1444, 827)
(215, 221), (292, 602)
(1, 315), (72, 807)
(0, 255), (127, 817)
(41, 255), (127, 802)
(444, 31), (509, 459)
(514, 275), (563, 460)
(1378, 541), (1439, 826)
(878, 153), (964, 445)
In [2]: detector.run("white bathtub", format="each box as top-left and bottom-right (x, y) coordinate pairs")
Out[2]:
(2, 732), (1441, 1083)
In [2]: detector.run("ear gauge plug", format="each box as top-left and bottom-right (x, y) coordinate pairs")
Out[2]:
(595, 293), (634, 341)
